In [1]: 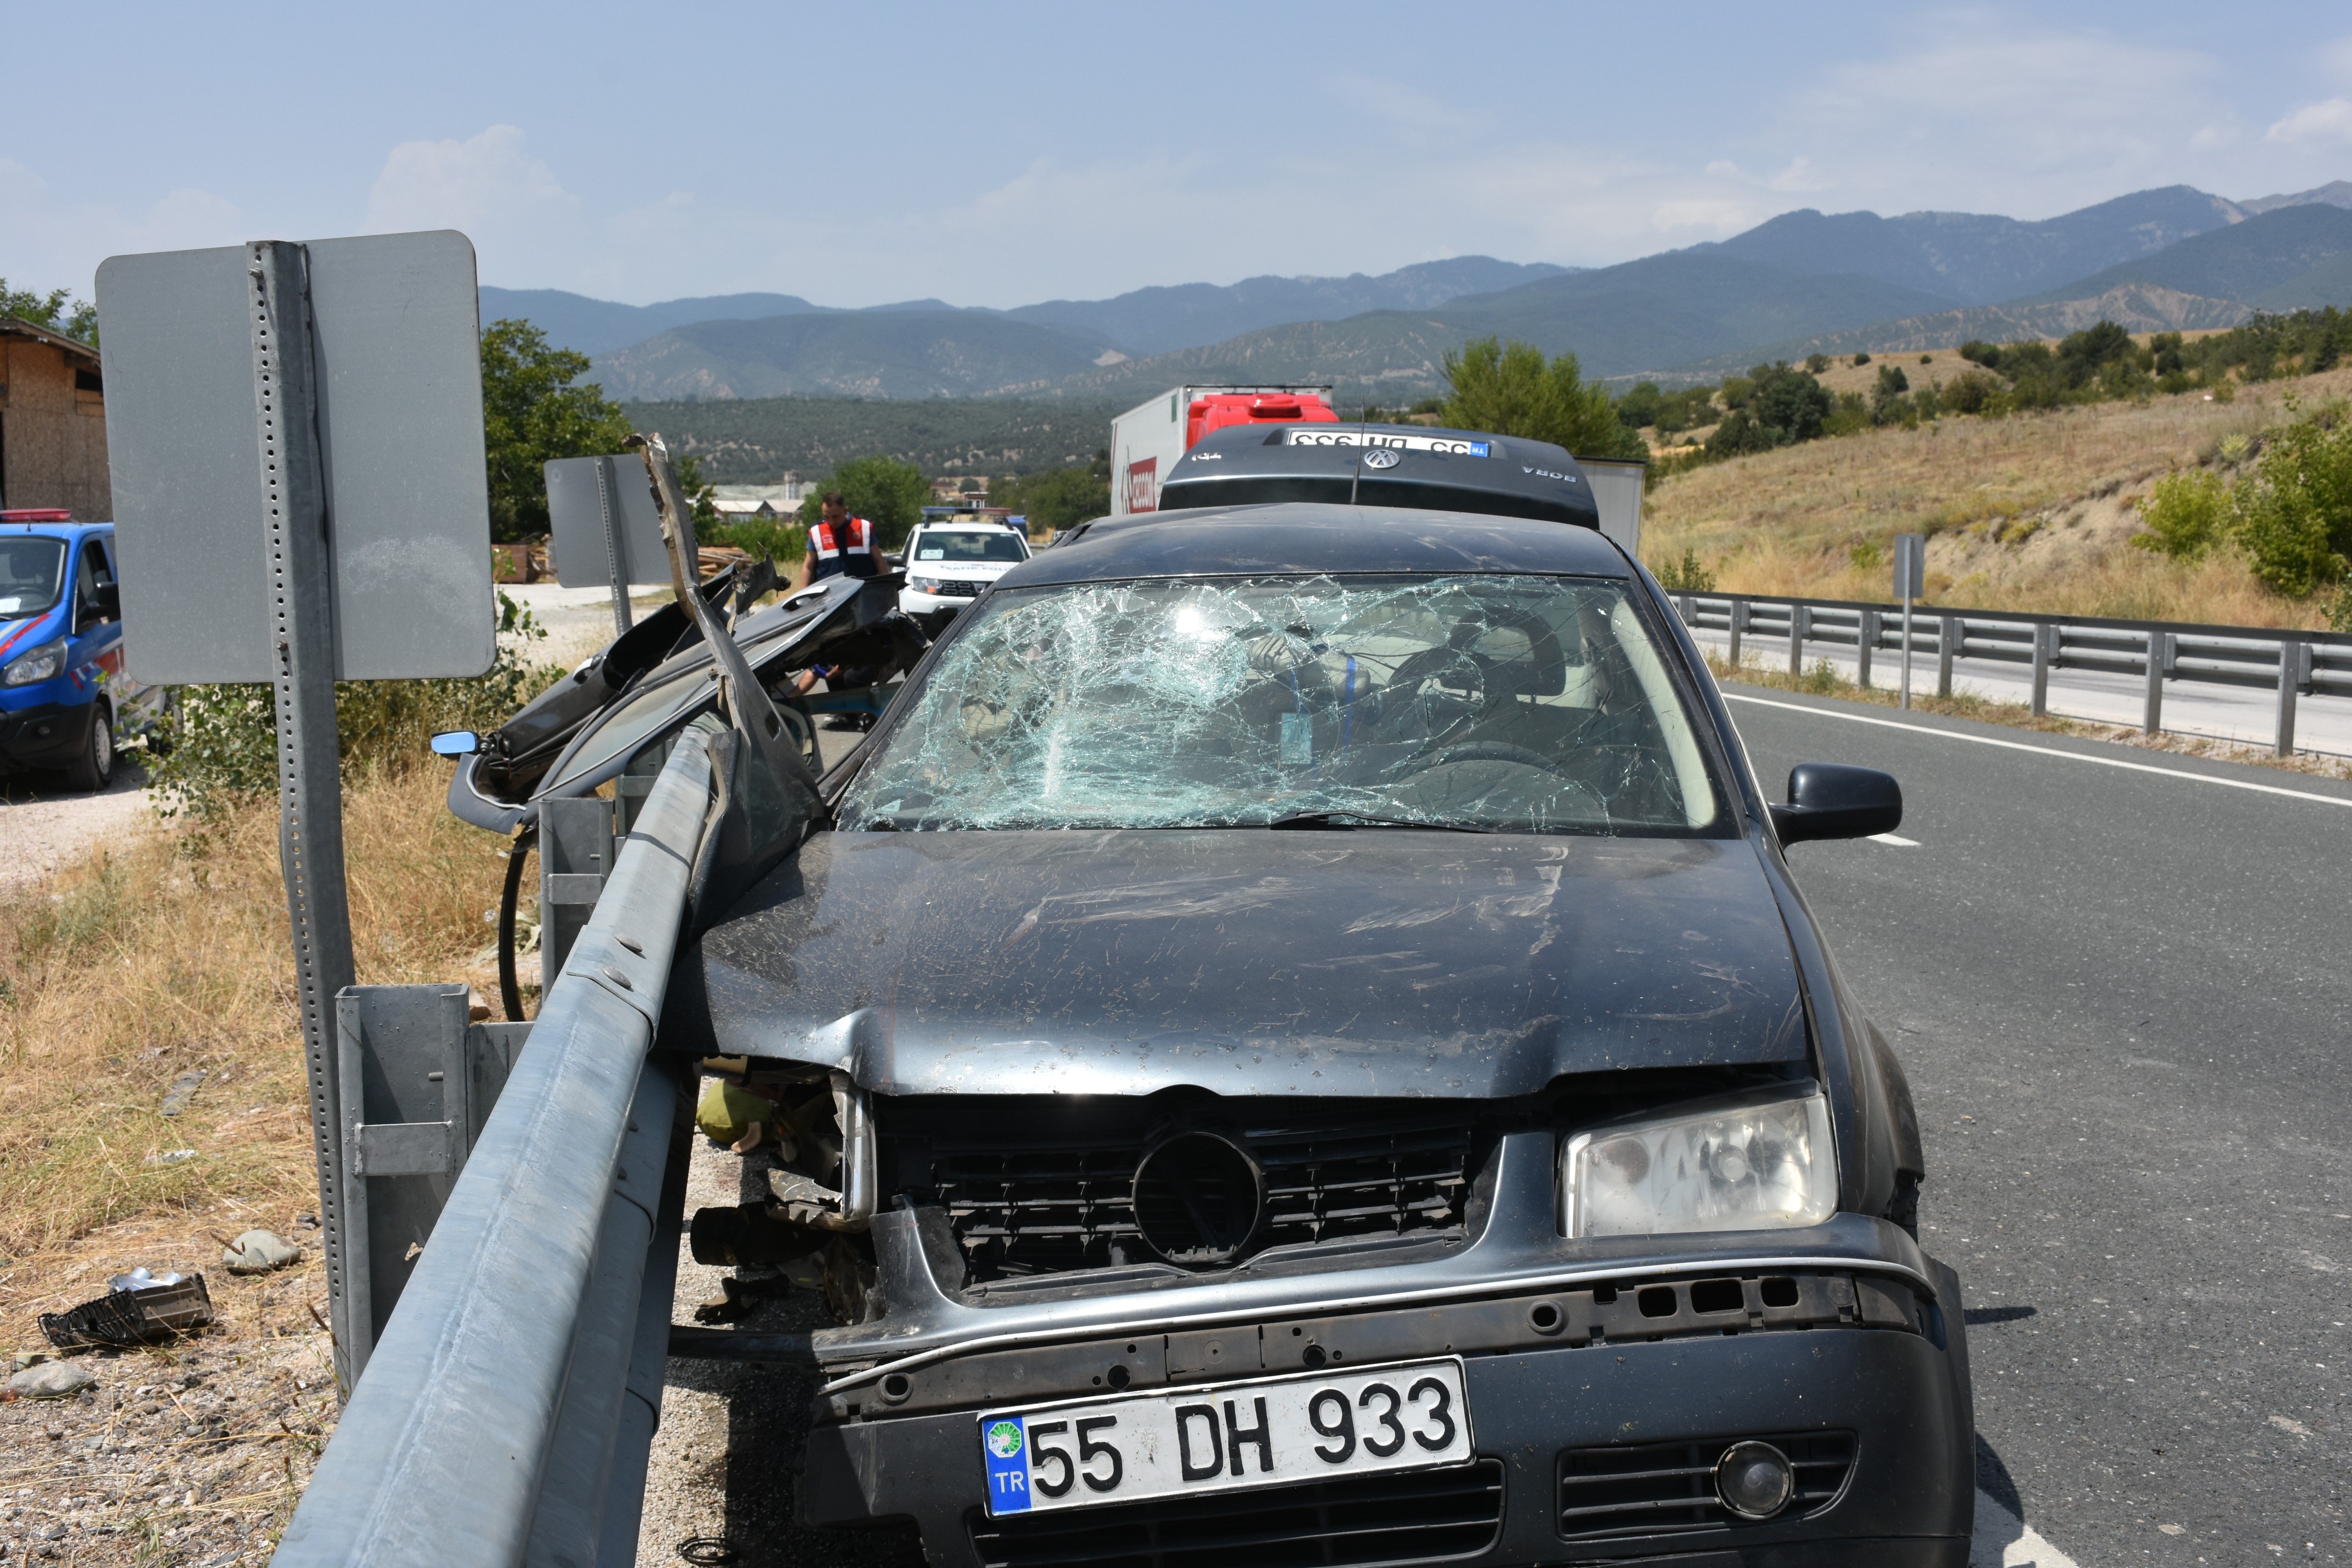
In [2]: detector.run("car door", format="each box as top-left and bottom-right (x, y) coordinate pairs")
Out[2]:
(69, 537), (122, 702)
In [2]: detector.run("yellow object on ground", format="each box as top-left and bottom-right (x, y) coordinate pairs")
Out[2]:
(696, 1079), (773, 1148)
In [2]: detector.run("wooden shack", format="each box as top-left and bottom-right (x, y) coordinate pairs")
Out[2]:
(0, 317), (111, 519)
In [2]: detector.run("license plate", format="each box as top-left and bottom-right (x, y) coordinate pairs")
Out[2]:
(1284, 428), (1491, 457)
(978, 1357), (1472, 1516)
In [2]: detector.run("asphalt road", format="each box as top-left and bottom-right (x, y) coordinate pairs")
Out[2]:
(1726, 682), (2352, 1566)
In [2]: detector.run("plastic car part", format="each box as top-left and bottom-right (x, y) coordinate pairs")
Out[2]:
(40, 1273), (216, 1349)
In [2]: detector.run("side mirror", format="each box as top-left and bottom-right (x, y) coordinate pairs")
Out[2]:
(430, 730), (480, 757)
(1770, 763), (1902, 845)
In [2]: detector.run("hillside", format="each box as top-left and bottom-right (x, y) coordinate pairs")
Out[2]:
(480, 287), (834, 355)
(590, 310), (1118, 399)
(618, 394), (1118, 483)
(1004, 257), (1569, 356)
(1640, 364), (2352, 629)
(1699, 184), (2245, 305)
(2014, 203), (2352, 310)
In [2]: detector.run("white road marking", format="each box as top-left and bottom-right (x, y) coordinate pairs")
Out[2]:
(1868, 832), (1921, 846)
(1724, 691), (2352, 809)
(1972, 1488), (2084, 1568)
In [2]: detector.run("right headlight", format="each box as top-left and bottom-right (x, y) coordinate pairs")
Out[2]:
(1563, 1086), (1835, 1238)
(2, 637), (69, 687)
(907, 575), (942, 593)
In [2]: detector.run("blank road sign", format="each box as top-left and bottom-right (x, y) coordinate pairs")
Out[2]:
(96, 230), (495, 684)
(546, 455), (669, 590)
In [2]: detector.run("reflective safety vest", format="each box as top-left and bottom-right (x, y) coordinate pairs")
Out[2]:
(809, 515), (879, 580)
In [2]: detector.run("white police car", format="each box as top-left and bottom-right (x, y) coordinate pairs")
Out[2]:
(898, 514), (1031, 625)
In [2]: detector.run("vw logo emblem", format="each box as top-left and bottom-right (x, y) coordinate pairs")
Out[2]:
(1361, 448), (1402, 470)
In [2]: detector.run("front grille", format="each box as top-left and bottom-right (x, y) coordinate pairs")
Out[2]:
(970, 1458), (1505, 1568)
(929, 578), (984, 598)
(1557, 1432), (1856, 1541)
(927, 1109), (1477, 1281)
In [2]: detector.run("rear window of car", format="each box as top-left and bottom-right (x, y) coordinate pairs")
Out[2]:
(838, 573), (1729, 837)
(914, 530), (1028, 564)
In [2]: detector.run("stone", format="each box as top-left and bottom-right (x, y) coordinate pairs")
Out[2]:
(219, 1230), (299, 1274)
(7, 1363), (96, 1400)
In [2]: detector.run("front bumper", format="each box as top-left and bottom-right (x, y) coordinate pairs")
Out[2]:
(789, 1134), (1973, 1566)
(0, 698), (96, 771)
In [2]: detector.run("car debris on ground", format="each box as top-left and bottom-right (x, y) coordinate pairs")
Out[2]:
(217, 1234), (298, 1276)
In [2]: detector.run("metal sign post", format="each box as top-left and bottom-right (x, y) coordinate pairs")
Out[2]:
(96, 231), (492, 1394)
(547, 454), (668, 637)
(1893, 533), (1926, 710)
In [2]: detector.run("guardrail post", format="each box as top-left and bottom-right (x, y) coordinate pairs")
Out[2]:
(2142, 630), (2171, 734)
(1675, 592), (1693, 624)
(1938, 616), (1959, 698)
(2031, 623), (2054, 716)
(1857, 609), (1879, 691)
(1728, 601), (1748, 666)
(2277, 640), (2312, 757)
(1789, 604), (1809, 678)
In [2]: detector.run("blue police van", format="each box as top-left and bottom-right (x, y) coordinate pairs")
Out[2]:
(0, 510), (141, 790)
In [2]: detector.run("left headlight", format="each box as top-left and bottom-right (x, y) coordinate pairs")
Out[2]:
(907, 575), (941, 593)
(2, 637), (69, 686)
(1563, 1086), (1835, 1238)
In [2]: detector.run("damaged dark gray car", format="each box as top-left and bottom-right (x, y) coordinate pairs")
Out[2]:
(465, 432), (1974, 1566)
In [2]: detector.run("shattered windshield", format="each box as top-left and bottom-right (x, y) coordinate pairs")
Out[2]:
(836, 575), (1728, 835)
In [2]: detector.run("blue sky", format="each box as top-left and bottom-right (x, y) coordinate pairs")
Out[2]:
(7, 2), (2351, 309)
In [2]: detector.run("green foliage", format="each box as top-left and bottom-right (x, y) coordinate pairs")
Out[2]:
(1851, 352), (1871, 367)
(146, 593), (563, 822)
(1615, 381), (1664, 430)
(701, 517), (808, 565)
(1439, 337), (1647, 459)
(2132, 470), (2233, 561)
(995, 452), (1112, 533)
(1940, 370), (2002, 417)
(616, 395), (1117, 486)
(1849, 539), (1887, 571)
(796, 455), (930, 549)
(2233, 401), (2352, 595)
(1651, 548), (1716, 593)
(1804, 353), (1831, 374)
(1959, 340), (2001, 369)
(1708, 363), (1830, 456)
(480, 319), (723, 544)
(0, 278), (98, 345)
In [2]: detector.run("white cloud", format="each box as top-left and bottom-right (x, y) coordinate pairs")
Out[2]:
(2266, 98), (2352, 145)
(0, 160), (245, 297)
(363, 125), (579, 237)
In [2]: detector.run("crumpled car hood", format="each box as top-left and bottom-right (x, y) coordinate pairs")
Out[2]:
(669, 829), (1808, 1098)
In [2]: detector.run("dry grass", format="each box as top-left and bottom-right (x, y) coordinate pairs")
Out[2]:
(0, 766), (514, 1260)
(1644, 366), (2352, 630)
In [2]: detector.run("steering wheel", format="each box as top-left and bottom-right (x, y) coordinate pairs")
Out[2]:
(1384, 648), (1490, 739)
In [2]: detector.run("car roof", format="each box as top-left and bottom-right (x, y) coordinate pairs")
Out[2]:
(994, 502), (1634, 590)
(2, 519), (110, 542)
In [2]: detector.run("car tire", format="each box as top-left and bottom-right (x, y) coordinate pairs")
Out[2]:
(63, 701), (114, 792)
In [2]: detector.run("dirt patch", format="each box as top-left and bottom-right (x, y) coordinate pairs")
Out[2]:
(0, 764), (159, 895)
(1, 1206), (338, 1566)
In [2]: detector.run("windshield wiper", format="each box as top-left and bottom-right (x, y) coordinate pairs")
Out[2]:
(1267, 809), (1493, 834)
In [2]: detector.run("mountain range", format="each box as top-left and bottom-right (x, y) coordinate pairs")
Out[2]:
(485, 179), (2352, 406)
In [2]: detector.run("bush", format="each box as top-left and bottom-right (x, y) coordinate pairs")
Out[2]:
(1851, 353), (1871, 367)
(147, 593), (564, 822)
(2132, 470), (2232, 560)
(1652, 548), (1717, 592)
(2234, 403), (2352, 595)
(701, 517), (807, 565)
(1804, 353), (1831, 374)
(1940, 370), (2001, 416)
(1615, 381), (1665, 430)
(1959, 341), (2002, 369)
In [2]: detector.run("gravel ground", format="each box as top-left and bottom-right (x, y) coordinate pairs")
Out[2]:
(633, 1120), (922, 1568)
(0, 1212), (338, 1567)
(0, 760), (157, 893)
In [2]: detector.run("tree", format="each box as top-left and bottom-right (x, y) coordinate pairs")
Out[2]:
(797, 455), (929, 549)
(995, 451), (1111, 533)
(481, 319), (633, 543)
(0, 278), (98, 345)
(1440, 337), (1647, 459)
